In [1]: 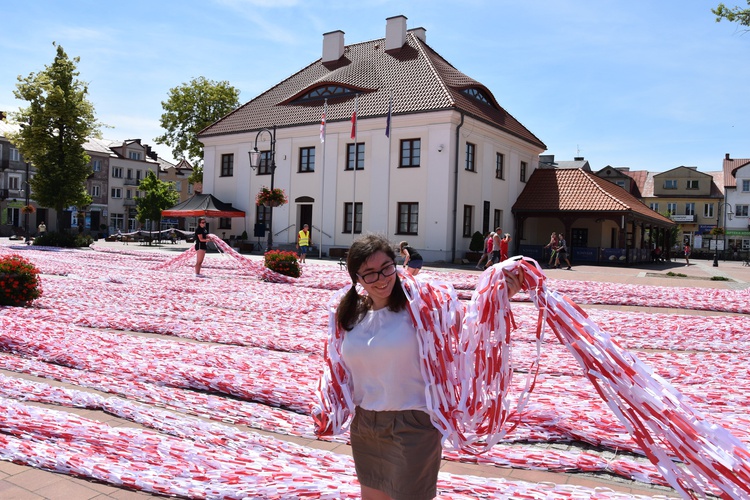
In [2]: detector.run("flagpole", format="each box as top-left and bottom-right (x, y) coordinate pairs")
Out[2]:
(385, 92), (392, 237)
(352, 94), (358, 236)
(318, 99), (327, 259)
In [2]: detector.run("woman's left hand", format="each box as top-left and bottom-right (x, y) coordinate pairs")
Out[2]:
(503, 267), (525, 298)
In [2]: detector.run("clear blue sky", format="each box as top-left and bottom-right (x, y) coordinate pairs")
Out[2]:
(1, 0), (748, 172)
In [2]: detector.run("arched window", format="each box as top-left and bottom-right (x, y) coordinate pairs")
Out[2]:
(462, 87), (495, 107)
(295, 85), (357, 102)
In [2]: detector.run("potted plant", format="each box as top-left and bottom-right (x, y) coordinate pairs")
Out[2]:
(255, 186), (288, 207)
(21, 204), (35, 215)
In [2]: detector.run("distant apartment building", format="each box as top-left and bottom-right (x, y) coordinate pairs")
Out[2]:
(722, 153), (750, 254)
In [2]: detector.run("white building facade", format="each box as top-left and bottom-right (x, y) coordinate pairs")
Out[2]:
(722, 154), (750, 255)
(200, 16), (546, 262)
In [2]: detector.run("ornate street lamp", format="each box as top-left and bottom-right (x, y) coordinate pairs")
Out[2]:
(248, 126), (276, 250)
(713, 202), (733, 267)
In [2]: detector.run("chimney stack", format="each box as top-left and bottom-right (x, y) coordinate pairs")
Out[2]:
(322, 30), (345, 63)
(385, 15), (407, 51)
(412, 27), (426, 43)
(726, 153), (731, 160)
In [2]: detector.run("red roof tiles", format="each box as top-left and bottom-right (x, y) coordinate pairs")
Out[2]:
(199, 31), (545, 149)
(513, 168), (673, 225)
(722, 155), (750, 188)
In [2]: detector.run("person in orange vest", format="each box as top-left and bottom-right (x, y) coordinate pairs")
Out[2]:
(297, 224), (312, 263)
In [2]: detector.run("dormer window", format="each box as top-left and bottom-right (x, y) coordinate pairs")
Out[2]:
(462, 87), (495, 108)
(129, 151), (142, 161)
(295, 85), (357, 103)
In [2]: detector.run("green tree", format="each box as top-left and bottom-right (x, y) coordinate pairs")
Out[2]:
(187, 164), (203, 186)
(713, 2), (750, 27)
(10, 43), (102, 231)
(155, 76), (240, 171)
(135, 171), (179, 244)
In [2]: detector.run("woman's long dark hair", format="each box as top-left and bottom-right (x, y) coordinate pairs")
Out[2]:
(337, 234), (408, 331)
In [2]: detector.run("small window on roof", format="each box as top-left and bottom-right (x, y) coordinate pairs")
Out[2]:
(462, 88), (495, 108)
(295, 85), (357, 102)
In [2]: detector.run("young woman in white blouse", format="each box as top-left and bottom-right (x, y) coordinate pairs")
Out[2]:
(323, 234), (523, 500)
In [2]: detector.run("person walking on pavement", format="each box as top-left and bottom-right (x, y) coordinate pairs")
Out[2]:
(476, 232), (493, 270)
(297, 224), (312, 264)
(544, 231), (558, 268)
(485, 228), (503, 269)
(554, 232), (572, 270)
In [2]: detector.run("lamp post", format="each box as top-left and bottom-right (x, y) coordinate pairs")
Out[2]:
(248, 126), (276, 251)
(712, 202), (734, 267)
(24, 161), (30, 245)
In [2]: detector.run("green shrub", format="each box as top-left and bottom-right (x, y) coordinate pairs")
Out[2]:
(710, 276), (729, 281)
(33, 231), (93, 248)
(0, 254), (42, 306)
(263, 250), (300, 278)
(469, 231), (485, 252)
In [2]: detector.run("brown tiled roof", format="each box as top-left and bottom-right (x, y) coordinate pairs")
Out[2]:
(707, 171), (724, 196)
(512, 168), (673, 225)
(722, 155), (750, 188)
(199, 31), (546, 149)
(620, 169), (648, 197)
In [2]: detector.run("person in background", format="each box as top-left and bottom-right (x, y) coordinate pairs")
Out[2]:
(544, 231), (558, 268)
(37, 221), (46, 235)
(485, 228), (503, 269)
(297, 223), (312, 264)
(314, 234), (524, 500)
(554, 232), (572, 270)
(194, 218), (210, 277)
(499, 233), (511, 261)
(475, 232), (493, 270)
(684, 242), (691, 266)
(399, 241), (423, 276)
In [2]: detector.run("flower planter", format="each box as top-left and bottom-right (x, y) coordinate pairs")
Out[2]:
(256, 187), (288, 207)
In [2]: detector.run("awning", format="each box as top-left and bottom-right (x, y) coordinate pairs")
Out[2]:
(161, 193), (245, 218)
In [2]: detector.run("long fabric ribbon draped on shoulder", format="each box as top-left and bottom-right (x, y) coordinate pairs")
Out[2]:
(313, 257), (750, 499)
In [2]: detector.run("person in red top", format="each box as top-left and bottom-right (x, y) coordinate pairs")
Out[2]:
(475, 232), (494, 270)
(499, 233), (511, 261)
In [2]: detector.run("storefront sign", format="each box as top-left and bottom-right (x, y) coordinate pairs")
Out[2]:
(671, 215), (695, 222)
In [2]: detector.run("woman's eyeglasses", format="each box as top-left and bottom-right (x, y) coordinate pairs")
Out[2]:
(357, 263), (397, 284)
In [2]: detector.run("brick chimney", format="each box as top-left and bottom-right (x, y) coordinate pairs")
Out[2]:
(322, 30), (345, 63)
(385, 15), (407, 51)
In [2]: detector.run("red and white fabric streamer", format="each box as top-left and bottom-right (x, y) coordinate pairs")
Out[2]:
(316, 257), (750, 499)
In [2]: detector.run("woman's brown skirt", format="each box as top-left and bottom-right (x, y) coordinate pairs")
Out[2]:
(350, 407), (442, 500)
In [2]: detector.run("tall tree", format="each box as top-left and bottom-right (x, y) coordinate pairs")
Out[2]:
(135, 171), (180, 243)
(10, 43), (102, 231)
(155, 76), (240, 172)
(713, 2), (750, 27)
